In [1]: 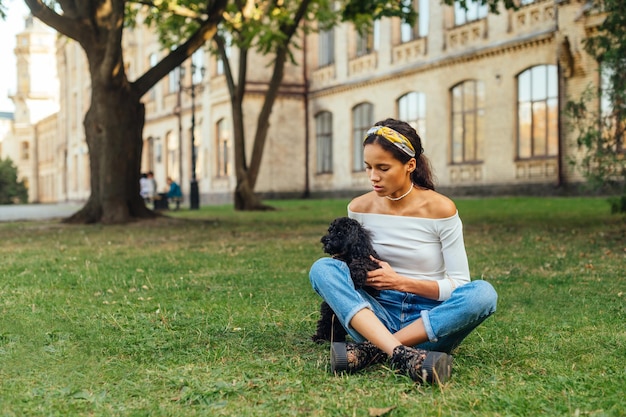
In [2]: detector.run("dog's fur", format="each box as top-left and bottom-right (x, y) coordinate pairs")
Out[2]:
(311, 217), (381, 343)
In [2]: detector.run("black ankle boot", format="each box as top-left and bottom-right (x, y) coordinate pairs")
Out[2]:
(331, 341), (386, 374)
(390, 345), (453, 384)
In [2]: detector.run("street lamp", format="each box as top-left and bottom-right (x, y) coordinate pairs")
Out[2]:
(179, 62), (206, 210)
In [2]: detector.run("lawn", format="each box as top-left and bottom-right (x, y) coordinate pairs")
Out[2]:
(0, 197), (624, 416)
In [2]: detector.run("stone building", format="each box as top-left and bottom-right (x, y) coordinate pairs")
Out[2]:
(305, 0), (604, 197)
(1, 15), (59, 203)
(3, 0), (609, 204)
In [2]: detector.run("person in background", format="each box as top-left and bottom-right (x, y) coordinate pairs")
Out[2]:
(167, 177), (183, 210)
(146, 171), (157, 203)
(139, 173), (151, 203)
(309, 118), (497, 384)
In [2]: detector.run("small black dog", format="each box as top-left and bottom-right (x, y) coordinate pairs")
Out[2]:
(311, 217), (381, 343)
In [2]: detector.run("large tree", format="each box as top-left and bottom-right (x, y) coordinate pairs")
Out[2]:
(22, 0), (228, 224)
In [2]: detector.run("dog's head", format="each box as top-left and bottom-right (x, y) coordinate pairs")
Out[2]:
(321, 217), (375, 261)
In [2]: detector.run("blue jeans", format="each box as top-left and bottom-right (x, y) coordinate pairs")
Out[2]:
(309, 257), (497, 353)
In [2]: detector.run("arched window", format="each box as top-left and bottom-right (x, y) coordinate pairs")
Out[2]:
(165, 130), (180, 182)
(216, 119), (230, 177)
(315, 111), (333, 174)
(451, 80), (485, 163)
(352, 103), (373, 171)
(599, 62), (624, 154)
(517, 65), (558, 159)
(398, 92), (426, 143)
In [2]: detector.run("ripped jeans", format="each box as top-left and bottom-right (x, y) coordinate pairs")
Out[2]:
(309, 257), (498, 353)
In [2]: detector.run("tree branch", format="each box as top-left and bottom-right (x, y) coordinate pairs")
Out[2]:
(24, 0), (86, 41)
(133, 0), (228, 96)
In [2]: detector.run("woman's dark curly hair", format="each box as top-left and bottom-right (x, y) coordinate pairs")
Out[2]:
(363, 118), (435, 190)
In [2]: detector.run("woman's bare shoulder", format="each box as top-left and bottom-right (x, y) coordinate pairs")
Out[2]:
(348, 192), (376, 213)
(426, 191), (458, 218)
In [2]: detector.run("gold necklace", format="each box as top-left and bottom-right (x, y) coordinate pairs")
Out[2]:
(386, 184), (413, 201)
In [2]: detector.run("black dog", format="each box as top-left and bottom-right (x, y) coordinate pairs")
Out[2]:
(311, 217), (381, 343)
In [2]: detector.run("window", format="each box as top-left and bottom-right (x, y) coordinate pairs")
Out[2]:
(401, 0), (429, 42)
(168, 66), (180, 94)
(599, 62), (624, 153)
(149, 53), (158, 99)
(356, 20), (380, 57)
(315, 112), (333, 174)
(454, 0), (488, 26)
(517, 65), (558, 159)
(216, 119), (230, 177)
(21, 141), (30, 160)
(318, 28), (335, 67)
(216, 32), (231, 76)
(451, 80), (485, 163)
(352, 103), (373, 171)
(166, 131), (179, 181)
(191, 49), (205, 84)
(398, 92), (426, 142)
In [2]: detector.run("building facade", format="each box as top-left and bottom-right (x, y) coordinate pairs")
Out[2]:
(1, 15), (59, 203)
(2, 0), (607, 205)
(305, 0), (602, 197)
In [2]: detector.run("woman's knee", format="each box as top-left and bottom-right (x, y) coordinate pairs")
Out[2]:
(470, 280), (498, 314)
(309, 257), (348, 288)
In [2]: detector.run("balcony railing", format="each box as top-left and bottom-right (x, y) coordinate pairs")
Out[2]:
(445, 19), (488, 51)
(392, 37), (427, 65)
(510, 0), (556, 34)
(348, 53), (377, 77)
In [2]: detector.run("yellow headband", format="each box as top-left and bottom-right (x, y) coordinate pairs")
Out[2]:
(364, 126), (416, 157)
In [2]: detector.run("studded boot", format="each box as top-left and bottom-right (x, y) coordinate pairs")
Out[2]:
(330, 341), (386, 374)
(390, 345), (453, 384)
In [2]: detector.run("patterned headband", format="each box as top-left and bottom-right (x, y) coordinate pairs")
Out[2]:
(364, 126), (417, 157)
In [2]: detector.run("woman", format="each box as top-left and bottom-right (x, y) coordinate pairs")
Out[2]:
(309, 118), (497, 384)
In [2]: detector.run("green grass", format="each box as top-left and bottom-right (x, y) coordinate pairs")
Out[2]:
(0, 197), (624, 416)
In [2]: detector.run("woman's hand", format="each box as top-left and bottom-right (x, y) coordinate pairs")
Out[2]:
(366, 256), (441, 299)
(366, 256), (403, 291)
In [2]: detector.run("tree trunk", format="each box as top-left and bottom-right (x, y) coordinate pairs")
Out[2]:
(64, 82), (155, 224)
(234, 174), (272, 211)
(227, 1), (310, 211)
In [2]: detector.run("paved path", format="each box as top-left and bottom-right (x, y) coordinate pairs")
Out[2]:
(0, 203), (83, 222)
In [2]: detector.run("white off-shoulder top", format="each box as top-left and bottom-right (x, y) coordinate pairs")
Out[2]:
(348, 208), (471, 301)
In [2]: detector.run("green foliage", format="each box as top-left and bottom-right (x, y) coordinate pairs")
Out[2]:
(565, 0), (626, 212)
(0, 157), (27, 204)
(440, 0), (519, 14)
(565, 87), (625, 192)
(0, 197), (624, 416)
(341, 0), (416, 34)
(127, 1), (207, 48)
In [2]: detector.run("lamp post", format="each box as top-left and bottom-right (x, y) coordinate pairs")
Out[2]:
(176, 67), (183, 199)
(179, 62), (206, 210)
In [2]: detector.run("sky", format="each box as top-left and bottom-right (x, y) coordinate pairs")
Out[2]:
(0, 1), (30, 113)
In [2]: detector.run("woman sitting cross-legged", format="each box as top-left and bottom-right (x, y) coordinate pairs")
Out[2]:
(309, 118), (498, 384)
